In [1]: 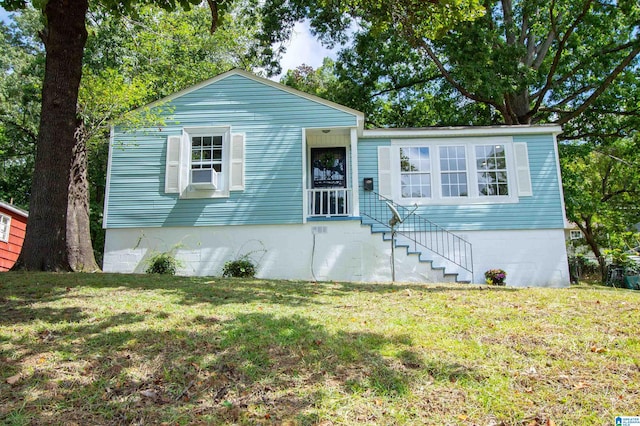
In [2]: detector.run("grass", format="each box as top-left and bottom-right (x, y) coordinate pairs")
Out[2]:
(1, 272), (639, 425)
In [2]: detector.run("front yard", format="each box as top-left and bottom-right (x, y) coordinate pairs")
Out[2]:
(1, 273), (639, 425)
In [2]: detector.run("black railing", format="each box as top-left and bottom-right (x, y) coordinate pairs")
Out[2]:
(361, 191), (474, 277)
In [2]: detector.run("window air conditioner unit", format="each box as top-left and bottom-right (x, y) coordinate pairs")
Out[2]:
(191, 168), (218, 190)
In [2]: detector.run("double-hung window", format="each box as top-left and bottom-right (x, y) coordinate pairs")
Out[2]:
(165, 126), (244, 198)
(476, 144), (508, 196)
(190, 134), (224, 189)
(380, 137), (529, 204)
(439, 146), (468, 197)
(400, 147), (431, 198)
(0, 213), (10, 242)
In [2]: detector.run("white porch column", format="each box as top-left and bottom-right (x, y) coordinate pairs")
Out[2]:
(301, 128), (308, 223)
(350, 127), (360, 217)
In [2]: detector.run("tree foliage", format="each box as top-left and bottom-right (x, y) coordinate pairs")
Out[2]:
(561, 138), (640, 276)
(0, 1), (259, 269)
(270, 0), (640, 130)
(272, 0), (640, 277)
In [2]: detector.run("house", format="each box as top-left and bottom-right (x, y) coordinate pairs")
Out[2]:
(0, 200), (28, 271)
(102, 69), (570, 287)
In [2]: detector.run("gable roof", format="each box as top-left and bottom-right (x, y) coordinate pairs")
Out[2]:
(0, 200), (28, 218)
(141, 68), (365, 132)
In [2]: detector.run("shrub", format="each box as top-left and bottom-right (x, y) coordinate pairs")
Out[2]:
(146, 252), (180, 275)
(222, 258), (256, 278)
(485, 269), (507, 286)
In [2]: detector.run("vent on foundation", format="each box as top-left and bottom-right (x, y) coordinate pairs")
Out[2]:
(312, 226), (328, 234)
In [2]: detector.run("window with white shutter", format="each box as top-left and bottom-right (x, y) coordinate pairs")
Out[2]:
(165, 127), (244, 198)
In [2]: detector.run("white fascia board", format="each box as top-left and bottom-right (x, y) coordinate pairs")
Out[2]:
(137, 68), (365, 127)
(362, 125), (563, 139)
(0, 201), (28, 218)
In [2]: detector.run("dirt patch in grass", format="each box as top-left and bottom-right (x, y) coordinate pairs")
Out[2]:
(1, 273), (639, 425)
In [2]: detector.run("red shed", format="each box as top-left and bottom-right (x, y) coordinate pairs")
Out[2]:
(0, 200), (28, 271)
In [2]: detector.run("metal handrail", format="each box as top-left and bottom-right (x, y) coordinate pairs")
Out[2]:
(361, 191), (474, 276)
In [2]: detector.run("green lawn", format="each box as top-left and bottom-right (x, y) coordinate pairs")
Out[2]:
(1, 272), (639, 425)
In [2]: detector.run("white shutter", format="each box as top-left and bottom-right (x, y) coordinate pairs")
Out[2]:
(378, 146), (392, 198)
(229, 133), (245, 191)
(165, 135), (182, 193)
(514, 142), (532, 196)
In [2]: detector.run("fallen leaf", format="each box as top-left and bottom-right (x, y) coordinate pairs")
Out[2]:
(6, 374), (21, 385)
(140, 389), (157, 399)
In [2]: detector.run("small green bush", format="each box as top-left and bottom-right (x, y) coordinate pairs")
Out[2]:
(222, 258), (256, 278)
(146, 252), (179, 275)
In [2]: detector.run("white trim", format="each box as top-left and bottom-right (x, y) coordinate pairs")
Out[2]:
(0, 201), (28, 218)
(136, 69), (365, 134)
(363, 125), (563, 139)
(301, 128), (308, 224)
(389, 137), (519, 205)
(180, 126), (231, 198)
(552, 132), (571, 228)
(350, 128), (360, 217)
(0, 213), (11, 242)
(102, 126), (115, 228)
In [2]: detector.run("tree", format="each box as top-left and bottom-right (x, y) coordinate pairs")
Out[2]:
(270, 0), (640, 279)
(78, 3), (260, 264)
(1, 3), (260, 267)
(561, 139), (640, 278)
(262, 0), (639, 132)
(0, 0), (225, 271)
(0, 16), (42, 209)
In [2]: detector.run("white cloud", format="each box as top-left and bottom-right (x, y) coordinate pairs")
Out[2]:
(276, 21), (338, 77)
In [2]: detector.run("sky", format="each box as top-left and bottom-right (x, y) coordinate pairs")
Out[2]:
(0, 7), (334, 79)
(277, 22), (337, 74)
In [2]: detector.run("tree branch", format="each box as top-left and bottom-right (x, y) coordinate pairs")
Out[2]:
(206, 0), (219, 34)
(556, 42), (640, 125)
(411, 38), (505, 114)
(501, 0), (516, 45)
(529, 0), (592, 119)
(0, 116), (38, 144)
(369, 75), (441, 98)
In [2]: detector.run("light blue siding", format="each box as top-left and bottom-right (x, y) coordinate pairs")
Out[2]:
(105, 74), (358, 228)
(357, 134), (565, 230)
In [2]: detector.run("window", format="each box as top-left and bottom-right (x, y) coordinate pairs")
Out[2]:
(165, 127), (244, 198)
(400, 147), (431, 198)
(0, 214), (10, 242)
(380, 137), (530, 204)
(191, 134), (223, 189)
(439, 146), (468, 197)
(569, 230), (583, 240)
(476, 144), (508, 196)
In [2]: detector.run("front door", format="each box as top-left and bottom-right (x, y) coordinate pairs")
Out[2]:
(310, 147), (348, 215)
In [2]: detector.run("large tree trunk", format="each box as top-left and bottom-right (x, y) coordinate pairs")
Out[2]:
(67, 124), (100, 272)
(12, 0), (89, 271)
